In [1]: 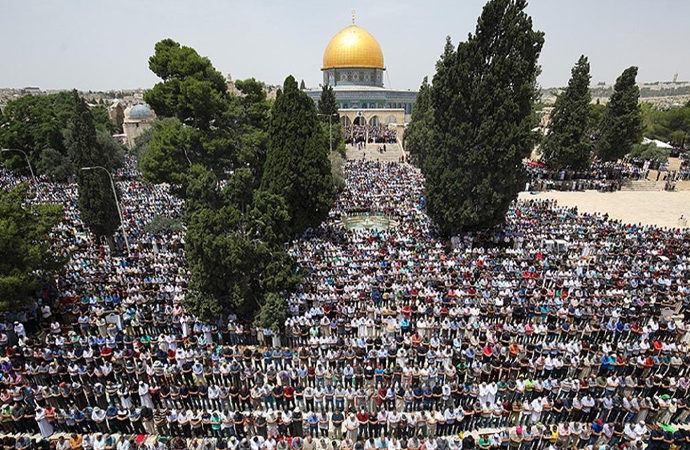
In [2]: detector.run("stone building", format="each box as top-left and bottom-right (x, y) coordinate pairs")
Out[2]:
(122, 104), (155, 149)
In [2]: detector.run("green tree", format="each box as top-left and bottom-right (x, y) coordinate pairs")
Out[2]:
(140, 41), (302, 323)
(68, 91), (121, 242)
(589, 101), (606, 136)
(255, 292), (287, 332)
(90, 104), (120, 134)
(541, 55), (593, 169)
(0, 92), (76, 157)
(629, 141), (669, 163)
(234, 78), (272, 184)
(142, 39), (241, 182)
(0, 92), (77, 173)
(317, 84), (344, 155)
(404, 76), (434, 168)
(261, 75), (335, 236)
(0, 92), (123, 177)
(597, 66), (643, 161)
(183, 167), (299, 321)
(145, 38), (229, 130)
(420, 0), (544, 235)
(300, 80), (306, 90)
(317, 84), (340, 122)
(646, 104), (690, 149)
(139, 118), (194, 186)
(222, 167), (256, 213)
(0, 184), (64, 311)
(144, 214), (184, 234)
(95, 129), (125, 170)
(131, 125), (155, 164)
(37, 148), (73, 182)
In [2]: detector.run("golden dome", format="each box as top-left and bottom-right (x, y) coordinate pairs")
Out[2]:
(322, 25), (384, 70)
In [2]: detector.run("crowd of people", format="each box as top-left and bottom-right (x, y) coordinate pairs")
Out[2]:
(344, 125), (397, 145)
(0, 157), (689, 450)
(525, 162), (648, 192)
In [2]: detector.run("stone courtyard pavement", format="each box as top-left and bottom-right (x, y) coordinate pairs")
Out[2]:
(519, 190), (690, 229)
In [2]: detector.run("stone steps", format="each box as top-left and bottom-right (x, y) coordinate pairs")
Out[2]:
(621, 180), (665, 191)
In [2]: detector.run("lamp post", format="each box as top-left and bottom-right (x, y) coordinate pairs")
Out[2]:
(1, 149), (36, 183)
(317, 113), (339, 153)
(81, 166), (131, 253)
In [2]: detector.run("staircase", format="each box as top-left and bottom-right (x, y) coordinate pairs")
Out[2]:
(620, 179), (665, 191)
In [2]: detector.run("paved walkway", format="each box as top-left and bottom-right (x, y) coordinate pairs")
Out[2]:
(346, 143), (405, 163)
(519, 190), (690, 229)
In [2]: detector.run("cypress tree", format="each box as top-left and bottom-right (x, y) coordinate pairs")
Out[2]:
(261, 75), (335, 236)
(317, 84), (340, 122)
(404, 76), (434, 168)
(422, 0), (544, 235)
(597, 66), (643, 161)
(68, 91), (121, 243)
(541, 55), (593, 170)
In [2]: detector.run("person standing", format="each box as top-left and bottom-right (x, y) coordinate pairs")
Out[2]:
(35, 407), (53, 438)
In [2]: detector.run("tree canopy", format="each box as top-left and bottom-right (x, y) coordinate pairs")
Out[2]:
(317, 85), (340, 122)
(415, 0), (544, 235)
(145, 39), (229, 131)
(629, 141), (669, 164)
(68, 91), (122, 241)
(541, 55), (594, 170)
(0, 183), (64, 312)
(183, 165), (300, 322)
(597, 66), (643, 161)
(141, 40), (272, 192)
(0, 91), (120, 179)
(140, 40), (308, 323)
(261, 75), (335, 236)
(404, 76), (434, 168)
(644, 103), (690, 149)
(141, 39), (242, 183)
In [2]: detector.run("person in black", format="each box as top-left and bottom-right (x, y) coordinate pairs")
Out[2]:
(180, 385), (191, 409)
(367, 409), (377, 438)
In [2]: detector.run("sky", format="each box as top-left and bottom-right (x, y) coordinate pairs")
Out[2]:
(1, 0), (689, 92)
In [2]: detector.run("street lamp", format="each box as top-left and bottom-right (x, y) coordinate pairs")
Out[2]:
(1, 148), (37, 183)
(317, 113), (339, 153)
(81, 166), (131, 253)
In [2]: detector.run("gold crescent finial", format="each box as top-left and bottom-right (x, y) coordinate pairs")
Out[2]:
(351, 10), (356, 24)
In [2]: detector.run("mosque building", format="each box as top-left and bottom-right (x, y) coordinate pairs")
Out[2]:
(306, 16), (417, 141)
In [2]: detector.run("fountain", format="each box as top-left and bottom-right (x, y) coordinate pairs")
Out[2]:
(342, 213), (396, 231)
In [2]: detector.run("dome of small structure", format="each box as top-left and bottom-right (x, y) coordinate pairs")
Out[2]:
(127, 104), (154, 120)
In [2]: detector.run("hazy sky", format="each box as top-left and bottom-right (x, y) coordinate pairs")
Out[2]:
(2, 0), (689, 92)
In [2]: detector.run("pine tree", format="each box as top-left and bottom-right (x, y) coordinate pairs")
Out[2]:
(261, 75), (335, 236)
(317, 84), (340, 122)
(421, 0), (544, 235)
(142, 39), (240, 183)
(597, 66), (643, 161)
(300, 79), (306, 90)
(68, 91), (121, 242)
(541, 55), (593, 170)
(404, 76), (434, 168)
